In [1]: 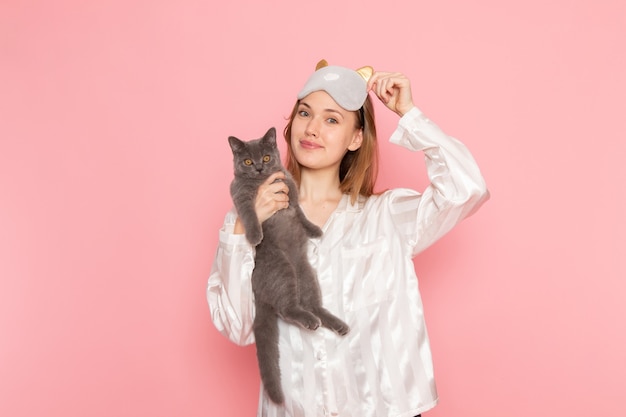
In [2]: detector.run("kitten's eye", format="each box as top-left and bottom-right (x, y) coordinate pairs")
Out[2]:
(244, 159), (253, 166)
(263, 155), (271, 163)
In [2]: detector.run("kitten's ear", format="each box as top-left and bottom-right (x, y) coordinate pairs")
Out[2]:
(263, 127), (277, 146)
(228, 136), (245, 152)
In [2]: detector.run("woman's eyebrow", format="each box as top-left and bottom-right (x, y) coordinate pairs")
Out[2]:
(299, 102), (344, 117)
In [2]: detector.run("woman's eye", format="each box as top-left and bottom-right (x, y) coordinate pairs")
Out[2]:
(263, 155), (271, 162)
(244, 159), (253, 166)
(298, 110), (309, 117)
(327, 118), (338, 124)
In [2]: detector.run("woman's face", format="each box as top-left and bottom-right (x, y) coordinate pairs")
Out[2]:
(290, 91), (363, 173)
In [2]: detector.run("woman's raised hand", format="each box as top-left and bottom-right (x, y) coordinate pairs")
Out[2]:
(367, 71), (415, 117)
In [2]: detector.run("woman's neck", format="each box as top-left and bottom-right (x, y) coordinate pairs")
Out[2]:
(297, 168), (344, 228)
(298, 167), (342, 203)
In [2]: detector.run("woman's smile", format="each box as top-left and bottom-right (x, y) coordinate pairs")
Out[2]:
(299, 139), (323, 150)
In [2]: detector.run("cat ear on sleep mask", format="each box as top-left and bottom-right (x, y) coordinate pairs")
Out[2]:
(297, 59), (374, 111)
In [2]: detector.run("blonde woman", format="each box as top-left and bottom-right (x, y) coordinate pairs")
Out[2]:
(208, 61), (489, 417)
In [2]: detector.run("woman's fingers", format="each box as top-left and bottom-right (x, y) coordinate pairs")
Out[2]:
(367, 71), (415, 116)
(256, 172), (290, 222)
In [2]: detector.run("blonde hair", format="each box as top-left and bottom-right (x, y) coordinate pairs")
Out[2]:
(283, 95), (379, 204)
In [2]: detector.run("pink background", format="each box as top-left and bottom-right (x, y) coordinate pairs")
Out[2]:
(1, 0), (624, 416)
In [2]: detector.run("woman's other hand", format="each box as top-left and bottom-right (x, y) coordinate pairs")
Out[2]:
(234, 171), (290, 234)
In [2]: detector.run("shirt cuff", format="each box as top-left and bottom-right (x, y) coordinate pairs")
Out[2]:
(389, 106), (429, 151)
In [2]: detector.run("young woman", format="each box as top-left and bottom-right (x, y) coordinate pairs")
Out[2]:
(207, 61), (489, 417)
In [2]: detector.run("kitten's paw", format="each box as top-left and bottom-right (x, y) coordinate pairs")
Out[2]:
(311, 227), (323, 238)
(306, 224), (323, 238)
(319, 312), (350, 336)
(284, 310), (321, 330)
(245, 229), (263, 246)
(328, 319), (350, 336)
(297, 314), (321, 331)
(334, 322), (350, 336)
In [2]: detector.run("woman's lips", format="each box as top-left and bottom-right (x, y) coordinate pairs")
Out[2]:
(299, 139), (323, 150)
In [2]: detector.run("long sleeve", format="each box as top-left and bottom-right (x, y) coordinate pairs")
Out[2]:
(206, 209), (256, 346)
(388, 106), (490, 257)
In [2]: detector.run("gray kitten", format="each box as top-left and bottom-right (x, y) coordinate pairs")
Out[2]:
(227, 127), (350, 404)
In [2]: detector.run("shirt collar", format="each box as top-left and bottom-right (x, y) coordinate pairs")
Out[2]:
(344, 193), (366, 213)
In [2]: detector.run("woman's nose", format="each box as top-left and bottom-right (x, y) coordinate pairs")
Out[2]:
(305, 118), (319, 137)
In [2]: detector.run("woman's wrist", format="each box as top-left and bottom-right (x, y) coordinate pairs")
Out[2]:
(398, 103), (416, 117)
(233, 217), (245, 234)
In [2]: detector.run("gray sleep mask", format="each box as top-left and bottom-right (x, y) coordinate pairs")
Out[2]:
(297, 60), (374, 111)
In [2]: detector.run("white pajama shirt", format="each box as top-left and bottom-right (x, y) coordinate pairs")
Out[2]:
(207, 107), (489, 417)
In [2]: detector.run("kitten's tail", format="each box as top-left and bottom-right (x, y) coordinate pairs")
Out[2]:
(254, 306), (284, 404)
